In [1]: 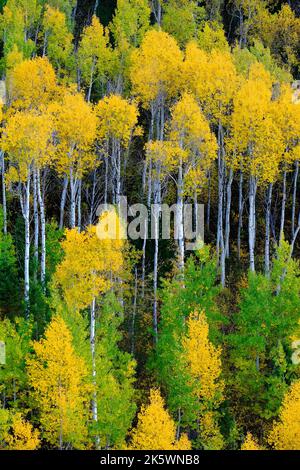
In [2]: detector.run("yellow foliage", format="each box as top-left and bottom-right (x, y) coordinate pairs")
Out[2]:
(182, 309), (224, 449)
(42, 5), (73, 73)
(230, 63), (285, 182)
(6, 412), (40, 450)
(130, 29), (183, 106)
(49, 91), (97, 177)
(95, 94), (140, 145)
(182, 42), (238, 125)
(26, 315), (90, 449)
(268, 380), (300, 450)
(183, 310), (224, 403)
(198, 22), (229, 53)
(241, 432), (261, 450)
(170, 92), (217, 166)
(78, 15), (112, 85)
(8, 57), (57, 110)
(1, 110), (54, 180)
(5, 45), (23, 72)
(128, 389), (191, 450)
(53, 215), (124, 311)
(272, 84), (300, 165)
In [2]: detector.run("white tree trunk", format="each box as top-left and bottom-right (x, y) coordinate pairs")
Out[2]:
(248, 175), (257, 272)
(77, 179), (82, 231)
(265, 183), (273, 276)
(22, 174), (31, 317)
(177, 161), (184, 271)
(59, 177), (68, 230)
(37, 169), (46, 288)
(33, 170), (39, 272)
(0, 151), (7, 234)
(69, 168), (77, 229)
(225, 168), (233, 258)
(237, 170), (243, 261)
(292, 160), (299, 238)
(279, 170), (287, 242)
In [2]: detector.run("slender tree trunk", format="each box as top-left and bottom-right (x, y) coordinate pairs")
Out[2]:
(94, 0), (99, 15)
(194, 191), (198, 238)
(104, 153), (108, 206)
(59, 177), (68, 230)
(37, 169), (46, 288)
(89, 169), (97, 225)
(206, 170), (211, 231)
(248, 175), (257, 272)
(87, 58), (95, 103)
(152, 97), (164, 343)
(153, 169), (160, 344)
(237, 170), (243, 261)
(152, 0), (162, 25)
(225, 168), (233, 258)
(217, 123), (224, 257)
(177, 160), (184, 271)
(116, 140), (121, 208)
(69, 169), (77, 229)
(90, 297), (99, 448)
(265, 183), (273, 276)
(33, 170), (39, 272)
(77, 179), (82, 231)
(0, 151), (7, 234)
(279, 170), (287, 241)
(131, 267), (138, 356)
(217, 122), (226, 286)
(141, 105), (155, 298)
(21, 173), (31, 318)
(292, 160), (299, 238)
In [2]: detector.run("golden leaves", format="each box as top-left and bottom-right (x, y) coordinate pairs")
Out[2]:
(26, 315), (89, 448)
(128, 389), (191, 450)
(53, 216), (124, 312)
(130, 29), (183, 106)
(268, 380), (300, 450)
(8, 57), (57, 110)
(95, 94), (139, 145)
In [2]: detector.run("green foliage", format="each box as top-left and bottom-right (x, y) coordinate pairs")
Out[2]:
(228, 241), (300, 425)
(162, 0), (205, 47)
(110, 0), (150, 48)
(153, 247), (224, 425)
(0, 317), (31, 409)
(91, 291), (136, 448)
(0, 207), (20, 316)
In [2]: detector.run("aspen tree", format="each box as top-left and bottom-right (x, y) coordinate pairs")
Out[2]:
(130, 30), (182, 340)
(182, 44), (238, 285)
(4, 412), (40, 450)
(272, 84), (300, 251)
(27, 315), (90, 449)
(182, 310), (224, 449)
(77, 16), (112, 102)
(110, 0), (150, 48)
(230, 63), (285, 272)
(2, 110), (53, 310)
(168, 93), (217, 270)
(43, 1), (77, 24)
(49, 91), (97, 228)
(53, 213), (125, 444)
(128, 389), (191, 450)
(42, 5), (73, 79)
(241, 432), (261, 450)
(268, 380), (300, 450)
(0, 0), (41, 64)
(95, 94), (140, 207)
(109, 0), (150, 93)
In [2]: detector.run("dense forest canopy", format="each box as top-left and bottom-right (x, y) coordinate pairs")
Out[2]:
(0, 0), (300, 451)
